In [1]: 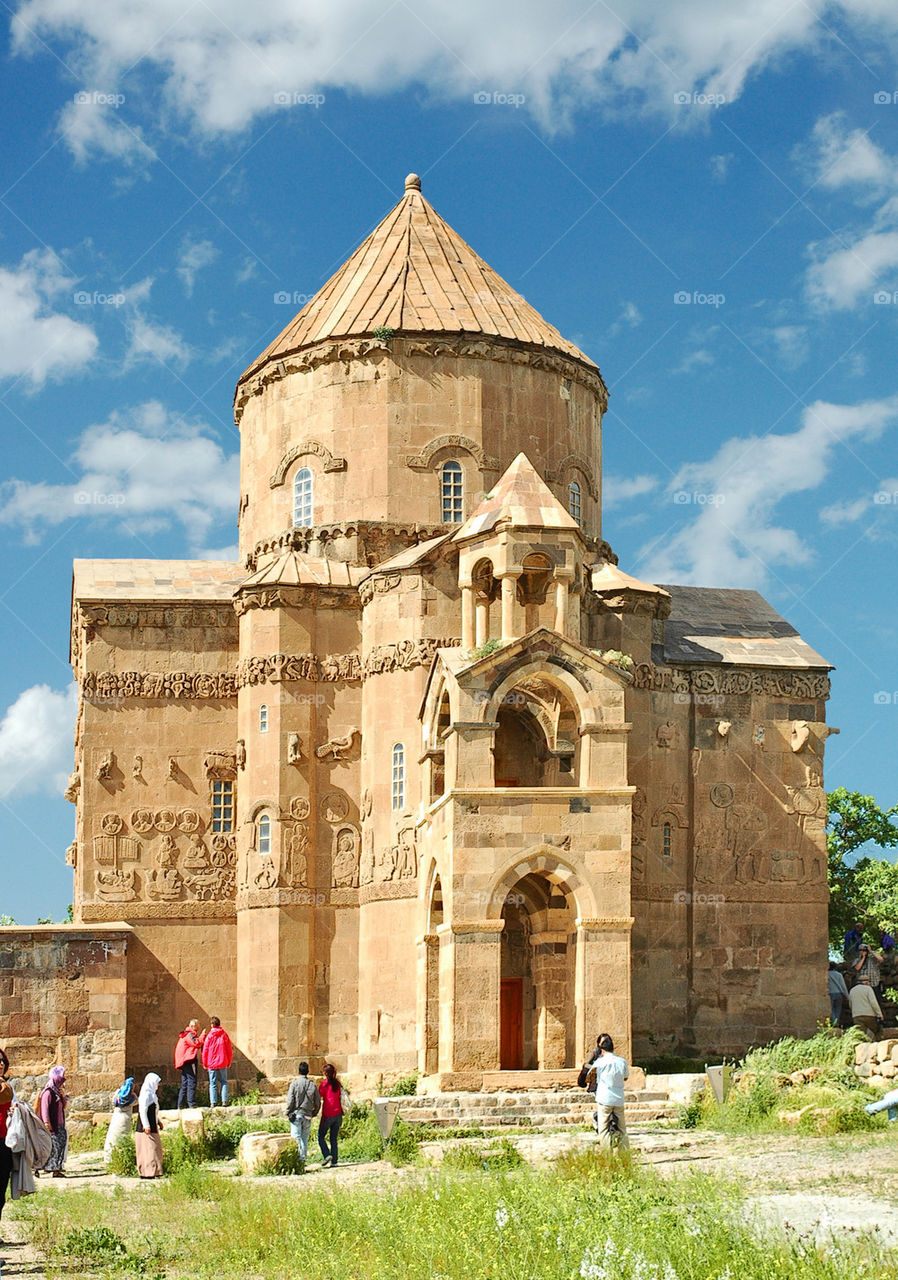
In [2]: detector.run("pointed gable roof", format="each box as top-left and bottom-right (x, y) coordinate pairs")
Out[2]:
(453, 453), (580, 542)
(240, 174), (597, 385)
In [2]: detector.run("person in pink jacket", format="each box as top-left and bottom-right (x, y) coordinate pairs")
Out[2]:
(201, 1017), (233, 1107)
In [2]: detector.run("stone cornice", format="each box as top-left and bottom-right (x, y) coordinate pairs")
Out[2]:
(234, 335), (608, 424)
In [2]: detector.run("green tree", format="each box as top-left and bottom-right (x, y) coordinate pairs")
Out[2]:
(827, 787), (898, 948)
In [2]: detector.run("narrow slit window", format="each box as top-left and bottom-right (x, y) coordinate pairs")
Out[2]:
(211, 780), (235, 833)
(293, 467), (313, 526)
(392, 743), (406, 811)
(663, 822), (672, 857)
(258, 813), (272, 856)
(569, 480), (582, 523)
(259, 704), (268, 733)
(441, 461), (463, 523)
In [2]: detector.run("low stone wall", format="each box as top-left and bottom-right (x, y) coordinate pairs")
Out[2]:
(0, 924), (131, 1108)
(854, 1037), (898, 1084)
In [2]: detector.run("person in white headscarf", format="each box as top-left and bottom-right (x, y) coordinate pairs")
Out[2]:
(135, 1073), (164, 1178)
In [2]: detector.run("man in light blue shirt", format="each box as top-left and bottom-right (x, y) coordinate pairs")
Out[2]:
(582, 1032), (630, 1150)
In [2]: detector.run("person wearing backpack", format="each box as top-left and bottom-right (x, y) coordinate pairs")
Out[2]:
(285, 1061), (320, 1163)
(317, 1063), (350, 1167)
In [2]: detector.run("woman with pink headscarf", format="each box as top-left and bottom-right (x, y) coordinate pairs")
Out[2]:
(38, 1066), (68, 1177)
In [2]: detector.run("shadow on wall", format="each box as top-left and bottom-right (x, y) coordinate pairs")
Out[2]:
(125, 928), (257, 1093)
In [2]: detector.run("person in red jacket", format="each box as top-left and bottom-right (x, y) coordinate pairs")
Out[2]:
(174, 1019), (206, 1109)
(201, 1017), (233, 1107)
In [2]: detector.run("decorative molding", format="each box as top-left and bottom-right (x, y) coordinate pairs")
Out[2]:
(82, 671), (237, 701)
(82, 901), (236, 921)
(77, 605), (237, 631)
(630, 662), (831, 701)
(546, 453), (598, 500)
(80, 639), (463, 701)
(403, 434), (500, 472)
(234, 336), (608, 424)
(269, 439), (347, 488)
(576, 916), (635, 931)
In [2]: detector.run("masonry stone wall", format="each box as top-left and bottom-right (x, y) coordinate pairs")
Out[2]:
(0, 925), (129, 1108)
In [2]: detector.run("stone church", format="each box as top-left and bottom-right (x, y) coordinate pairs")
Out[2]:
(66, 173), (832, 1090)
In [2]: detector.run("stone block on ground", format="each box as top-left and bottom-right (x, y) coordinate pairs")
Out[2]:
(238, 1131), (296, 1175)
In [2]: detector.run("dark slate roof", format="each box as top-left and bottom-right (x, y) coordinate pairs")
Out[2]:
(657, 585), (831, 669)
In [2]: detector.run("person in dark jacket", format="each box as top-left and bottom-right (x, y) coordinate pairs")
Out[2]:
(286, 1062), (321, 1163)
(38, 1066), (68, 1177)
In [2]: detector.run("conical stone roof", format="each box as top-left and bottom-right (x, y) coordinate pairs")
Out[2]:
(453, 453), (581, 541)
(240, 174), (597, 384)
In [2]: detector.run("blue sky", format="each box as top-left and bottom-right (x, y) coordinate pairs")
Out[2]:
(1, 1), (897, 922)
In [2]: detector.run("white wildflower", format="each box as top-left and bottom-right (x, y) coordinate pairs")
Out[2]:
(495, 1203), (509, 1231)
(662, 1263), (679, 1280)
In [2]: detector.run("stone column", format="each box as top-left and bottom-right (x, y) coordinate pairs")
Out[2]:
(475, 598), (490, 647)
(499, 574), (519, 643)
(416, 932), (440, 1077)
(530, 931), (569, 1068)
(553, 577), (569, 636)
(439, 919), (504, 1074)
(575, 917), (634, 1064)
(461, 586), (475, 650)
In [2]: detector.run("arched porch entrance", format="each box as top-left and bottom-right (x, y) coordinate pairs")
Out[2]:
(499, 872), (577, 1070)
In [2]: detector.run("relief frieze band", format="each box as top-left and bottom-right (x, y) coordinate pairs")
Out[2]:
(630, 662), (830, 701)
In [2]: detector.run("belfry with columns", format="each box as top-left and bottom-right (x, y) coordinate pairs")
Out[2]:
(66, 173), (832, 1089)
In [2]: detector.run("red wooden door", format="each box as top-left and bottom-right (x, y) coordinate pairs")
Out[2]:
(500, 978), (524, 1070)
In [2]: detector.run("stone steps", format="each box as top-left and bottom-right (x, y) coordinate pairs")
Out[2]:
(394, 1088), (677, 1129)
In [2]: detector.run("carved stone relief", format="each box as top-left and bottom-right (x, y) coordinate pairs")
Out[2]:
(321, 792), (349, 823)
(287, 734), (302, 764)
(97, 869), (137, 902)
(97, 751), (115, 781)
(631, 662), (830, 701)
(288, 825), (309, 887)
(315, 728), (359, 760)
(290, 797), (311, 821)
(332, 825), (360, 888)
(205, 753), (237, 780)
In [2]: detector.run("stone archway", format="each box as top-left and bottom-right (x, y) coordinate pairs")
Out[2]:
(499, 872), (577, 1069)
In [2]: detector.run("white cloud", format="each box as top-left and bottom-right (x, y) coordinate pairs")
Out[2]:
(709, 153), (734, 182)
(0, 249), (97, 385)
(803, 113), (897, 192)
(0, 401), (239, 553)
(640, 395), (898, 587)
(0, 683), (77, 801)
(672, 348), (714, 374)
(802, 115), (898, 308)
(608, 301), (642, 336)
(807, 220), (898, 309)
(603, 474), (659, 507)
(768, 324), (808, 368)
(125, 311), (189, 367)
(12, 1), (898, 138)
(177, 238), (219, 296)
(59, 98), (154, 167)
(819, 496), (872, 525)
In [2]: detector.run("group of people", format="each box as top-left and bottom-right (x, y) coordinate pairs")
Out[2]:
(829, 927), (895, 1039)
(286, 1061), (350, 1167)
(0, 1050), (73, 1218)
(175, 1017), (233, 1108)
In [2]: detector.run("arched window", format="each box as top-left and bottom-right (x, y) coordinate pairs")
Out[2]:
(258, 812), (272, 856)
(392, 743), (405, 811)
(568, 480), (582, 523)
(293, 467), (313, 526)
(259, 704), (268, 733)
(663, 822), (672, 857)
(440, 461), (463, 523)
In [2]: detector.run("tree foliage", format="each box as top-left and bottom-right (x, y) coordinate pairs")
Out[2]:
(827, 787), (898, 947)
